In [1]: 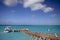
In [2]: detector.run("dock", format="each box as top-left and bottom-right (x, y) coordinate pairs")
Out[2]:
(4, 28), (60, 40)
(19, 29), (60, 40)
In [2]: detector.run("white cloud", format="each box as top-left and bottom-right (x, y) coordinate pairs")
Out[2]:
(50, 14), (56, 17)
(18, 0), (23, 4)
(3, 0), (54, 13)
(11, 10), (16, 13)
(32, 15), (35, 17)
(22, 0), (53, 13)
(3, 0), (18, 6)
(23, 0), (44, 8)
(43, 7), (53, 13)
(30, 3), (46, 11)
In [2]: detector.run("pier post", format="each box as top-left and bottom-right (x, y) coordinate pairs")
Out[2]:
(39, 37), (42, 40)
(34, 37), (39, 40)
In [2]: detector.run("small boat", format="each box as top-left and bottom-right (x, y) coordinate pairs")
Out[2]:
(4, 27), (11, 33)
(13, 28), (18, 32)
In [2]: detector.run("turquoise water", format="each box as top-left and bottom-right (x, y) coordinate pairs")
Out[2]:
(0, 25), (60, 40)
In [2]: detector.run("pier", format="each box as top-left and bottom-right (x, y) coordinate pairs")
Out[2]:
(19, 29), (60, 40)
(4, 28), (60, 40)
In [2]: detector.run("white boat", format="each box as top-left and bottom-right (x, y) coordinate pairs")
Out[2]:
(4, 27), (11, 33)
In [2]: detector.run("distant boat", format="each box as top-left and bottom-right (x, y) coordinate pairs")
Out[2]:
(4, 27), (11, 33)
(48, 29), (50, 32)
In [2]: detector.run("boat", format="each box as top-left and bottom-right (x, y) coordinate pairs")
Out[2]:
(13, 28), (18, 32)
(4, 27), (11, 33)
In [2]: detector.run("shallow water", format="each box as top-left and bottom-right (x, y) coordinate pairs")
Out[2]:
(0, 25), (60, 40)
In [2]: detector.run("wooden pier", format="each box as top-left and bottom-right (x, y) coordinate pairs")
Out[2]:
(5, 28), (60, 40)
(19, 29), (60, 40)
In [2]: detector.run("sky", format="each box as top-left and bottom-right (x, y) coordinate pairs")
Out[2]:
(0, 0), (60, 25)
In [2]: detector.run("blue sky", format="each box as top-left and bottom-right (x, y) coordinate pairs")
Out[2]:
(0, 0), (60, 25)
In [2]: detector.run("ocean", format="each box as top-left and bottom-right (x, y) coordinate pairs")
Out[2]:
(0, 25), (60, 40)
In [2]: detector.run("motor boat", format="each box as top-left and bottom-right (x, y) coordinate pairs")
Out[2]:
(4, 27), (11, 33)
